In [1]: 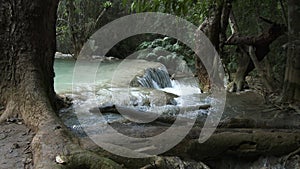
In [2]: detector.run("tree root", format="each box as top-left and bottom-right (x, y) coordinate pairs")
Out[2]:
(227, 79), (249, 92)
(65, 150), (122, 169)
(0, 100), (20, 123)
(281, 147), (300, 167)
(30, 117), (122, 169)
(0, 97), (122, 169)
(141, 156), (210, 169)
(169, 128), (300, 161)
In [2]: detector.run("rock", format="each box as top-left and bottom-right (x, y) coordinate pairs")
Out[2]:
(91, 55), (105, 60)
(146, 53), (157, 61)
(6, 118), (23, 124)
(153, 47), (169, 56)
(96, 87), (178, 108)
(89, 55), (119, 62)
(56, 95), (73, 109)
(90, 104), (119, 114)
(9, 143), (20, 153)
(11, 143), (20, 149)
(55, 52), (73, 59)
(55, 155), (67, 164)
(0, 133), (7, 140)
(106, 56), (119, 61)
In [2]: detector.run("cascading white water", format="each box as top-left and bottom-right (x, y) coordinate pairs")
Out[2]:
(136, 68), (172, 89)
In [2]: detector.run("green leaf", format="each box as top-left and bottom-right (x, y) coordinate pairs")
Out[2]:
(122, 0), (128, 7)
(130, 2), (136, 12)
(103, 1), (112, 9)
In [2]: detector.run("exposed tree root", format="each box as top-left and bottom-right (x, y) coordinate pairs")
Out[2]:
(169, 128), (300, 161)
(281, 146), (300, 167)
(0, 100), (20, 123)
(141, 156), (210, 169)
(31, 122), (122, 169)
(0, 93), (122, 169)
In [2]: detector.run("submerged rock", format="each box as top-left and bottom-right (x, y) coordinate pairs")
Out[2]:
(96, 87), (178, 107)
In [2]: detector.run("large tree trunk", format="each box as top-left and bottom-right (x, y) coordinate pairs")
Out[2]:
(0, 0), (58, 124)
(281, 0), (300, 102)
(0, 1), (120, 168)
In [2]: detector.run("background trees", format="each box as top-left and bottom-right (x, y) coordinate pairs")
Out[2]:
(56, 0), (124, 59)
(55, 0), (298, 101)
(123, 0), (297, 101)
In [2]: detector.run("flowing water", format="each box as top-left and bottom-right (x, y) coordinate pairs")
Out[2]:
(54, 58), (211, 136)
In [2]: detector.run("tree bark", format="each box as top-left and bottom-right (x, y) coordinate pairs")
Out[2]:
(0, 1), (121, 168)
(65, 0), (85, 59)
(226, 11), (286, 92)
(248, 46), (274, 92)
(195, 2), (224, 92)
(65, 0), (108, 59)
(281, 0), (300, 102)
(226, 11), (251, 92)
(170, 128), (300, 162)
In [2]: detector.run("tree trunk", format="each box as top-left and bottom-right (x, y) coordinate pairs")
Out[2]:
(282, 0), (300, 102)
(64, 0), (108, 59)
(195, 2), (224, 92)
(0, 1), (120, 168)
(65, 0), (84, 59)
(226, 10), (251, 92)
(228, 46), (251, 92)
(226, 11), (286, 92)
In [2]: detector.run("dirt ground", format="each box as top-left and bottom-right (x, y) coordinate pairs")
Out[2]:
(0, 122), (34, 169)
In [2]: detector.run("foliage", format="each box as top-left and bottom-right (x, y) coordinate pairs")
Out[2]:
(56, 0), (113, 54)
(103, 1), (113, 9)
(124, 0), (288, 88)
(56, 0), (289, 88)
(137, 37), (195, 69)
(123, 0), (217, 25)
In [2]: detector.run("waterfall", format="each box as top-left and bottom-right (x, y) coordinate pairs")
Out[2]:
(137, 68), (172, 89)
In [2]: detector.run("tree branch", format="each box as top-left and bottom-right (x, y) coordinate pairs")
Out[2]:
(227, 10), (240, 43)
(225, 23), (286, 46)
(86, 7), (108, 37)
(279, 0), (288, 26)
(259, 16), (275, 25)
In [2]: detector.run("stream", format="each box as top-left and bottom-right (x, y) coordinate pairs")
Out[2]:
(54, 58), (212, 137)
